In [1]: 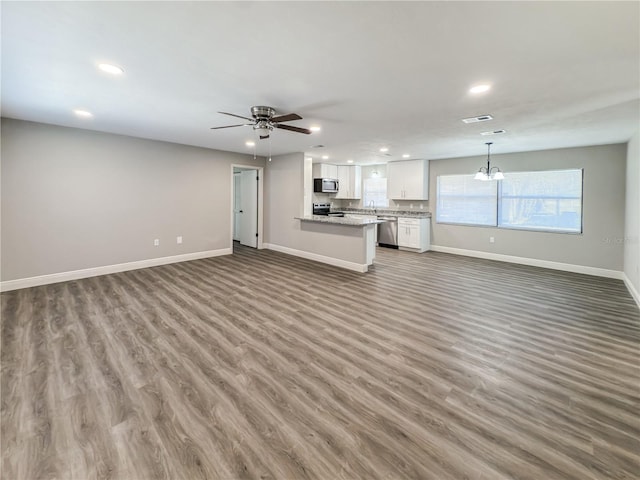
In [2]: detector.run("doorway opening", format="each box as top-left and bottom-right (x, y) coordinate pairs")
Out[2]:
(231, 165), (263, 252)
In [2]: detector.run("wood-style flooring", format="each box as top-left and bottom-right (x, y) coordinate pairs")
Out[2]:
(2, 245), (639, 480)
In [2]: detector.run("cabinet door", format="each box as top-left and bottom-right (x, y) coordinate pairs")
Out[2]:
(313, 163), (338, 179)
(398, 218), (423, 249)
(336, 165), (362, 199)
(397, 222), (411, 247)
(351, 166), (362, 199)
(403, 160), (428, 199)
(387, 160), (428, 200)
(336, 165), (350, 199)
(325, 164), (338, 179)
(403, 162), (425, 199)
(406, 225), (421, 248)
(387, 162), (408, 199)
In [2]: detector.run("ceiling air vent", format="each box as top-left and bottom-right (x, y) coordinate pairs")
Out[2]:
(462, 114), (493, 124)
(480, 129), (506, 136)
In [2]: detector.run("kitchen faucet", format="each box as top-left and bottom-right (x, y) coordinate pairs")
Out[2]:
(368, 200), (375, 209)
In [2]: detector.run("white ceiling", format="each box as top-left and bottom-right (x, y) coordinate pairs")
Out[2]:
(2, 1), (639, 165)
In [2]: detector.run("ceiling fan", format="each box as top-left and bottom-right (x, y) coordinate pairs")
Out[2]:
(211, 106), (312, 139)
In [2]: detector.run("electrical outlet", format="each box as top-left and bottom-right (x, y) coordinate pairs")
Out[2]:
(154, 239), (160, 246)
(489, 236), (495, 243)
(177, 236), (183, 244)
(419, 204), (424, 209)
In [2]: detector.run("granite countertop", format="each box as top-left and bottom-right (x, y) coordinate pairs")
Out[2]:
(295, 215), (385, 226)
(340, 208), (432, 218)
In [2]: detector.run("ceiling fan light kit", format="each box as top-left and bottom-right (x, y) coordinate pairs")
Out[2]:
(211, 105), (312, 140)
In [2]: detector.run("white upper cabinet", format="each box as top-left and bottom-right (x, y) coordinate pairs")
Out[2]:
(335, 165), (362, 199)
(312, 163), (338, 179)
(387, 159), (429, 200)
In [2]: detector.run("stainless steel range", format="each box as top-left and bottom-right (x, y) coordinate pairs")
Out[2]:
(312, 203), (344, 217)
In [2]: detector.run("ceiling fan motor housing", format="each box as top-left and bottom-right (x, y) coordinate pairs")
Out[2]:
(251, 106), (275, 120)
(212, 106), (311, 138)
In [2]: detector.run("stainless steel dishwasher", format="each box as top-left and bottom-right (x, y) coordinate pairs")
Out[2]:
(377, 216), (398, 248)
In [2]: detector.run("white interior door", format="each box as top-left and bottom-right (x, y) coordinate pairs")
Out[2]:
(239, 169), (258, 248)
(233, 173), (241, 241)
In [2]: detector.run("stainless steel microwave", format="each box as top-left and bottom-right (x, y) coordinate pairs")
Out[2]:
(314, 178), (339, 193)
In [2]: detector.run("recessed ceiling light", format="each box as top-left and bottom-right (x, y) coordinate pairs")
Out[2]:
(245, 140), (255, 147)
(322, 155), (329, 160)
(73, 109), (93, 118)
(480, 129), (506, 136)
(98, 63), (124, 75)
(310, 126), (321, 132)
(462, 114), (493, 124)
(347, 159), (354, 164)
(402, 154), (410, 158)
(379, 147), (389, 152)
(469, 84), (491, 94)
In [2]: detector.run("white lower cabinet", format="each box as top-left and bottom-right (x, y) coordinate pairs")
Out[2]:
(397, 217), (430, 253)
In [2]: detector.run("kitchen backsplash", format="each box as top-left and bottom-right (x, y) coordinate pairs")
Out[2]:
(312, 192), (333, 204)
(335, 198), (429, 211)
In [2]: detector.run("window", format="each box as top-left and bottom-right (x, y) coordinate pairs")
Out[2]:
(436, 174), (497, 226)
(363, 177), (389, 208)
(499, 170), (582, 233)
(436, 169), (583, 234)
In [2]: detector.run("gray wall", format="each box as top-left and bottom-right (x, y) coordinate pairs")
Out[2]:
(264, 153), (366, 264)
(264, 152), (305, 245)
(429, 144), (627, 271)
(624, 130), (639, 297)
(1, 118), (264, 281)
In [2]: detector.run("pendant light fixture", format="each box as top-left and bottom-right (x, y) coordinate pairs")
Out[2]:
(474, 142), (504, 181)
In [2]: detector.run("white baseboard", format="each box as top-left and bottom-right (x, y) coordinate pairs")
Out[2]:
(623, 274), (640, 308)
(430, 245), (624, 280)
(264, 243), (368, 273)
(0, 248), (232, 292)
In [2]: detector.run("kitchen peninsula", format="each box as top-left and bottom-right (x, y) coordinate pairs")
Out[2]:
(293, 215), (383, 272)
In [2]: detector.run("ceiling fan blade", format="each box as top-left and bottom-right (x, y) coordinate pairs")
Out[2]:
(271, 113), (302, 123)
(218, 111), (253, 121)
(275, 124), (312, 134)
(210, 123), (249, 129)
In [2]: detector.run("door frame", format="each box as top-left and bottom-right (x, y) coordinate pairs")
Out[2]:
(233, 172), (241, 242)
(230, 164), (264, 249)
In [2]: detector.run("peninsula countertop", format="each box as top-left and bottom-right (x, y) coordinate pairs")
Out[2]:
(295, 215), (384, 226)
(341, 208), (432, 218)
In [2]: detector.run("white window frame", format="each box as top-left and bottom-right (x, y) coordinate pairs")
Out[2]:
(436, 174), (498, 227)
(498, 169), (583, 234)
(436, 169), (584, 234)
(363, 177), (389, 208)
